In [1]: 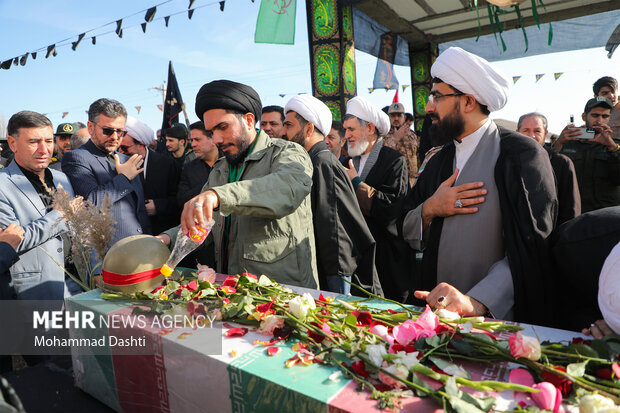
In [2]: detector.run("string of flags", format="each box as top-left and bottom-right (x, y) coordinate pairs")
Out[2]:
(514, 72), (564, 84)
(1, 0), (231, 71)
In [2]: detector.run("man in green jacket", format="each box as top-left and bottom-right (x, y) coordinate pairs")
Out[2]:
(159, 80), (318, 289)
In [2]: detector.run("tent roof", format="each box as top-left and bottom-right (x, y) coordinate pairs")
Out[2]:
(352, 0), (620, 60)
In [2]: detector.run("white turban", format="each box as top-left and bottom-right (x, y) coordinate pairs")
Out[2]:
(598, 241), (620, 334)
(345, 96), (390, 136)
(284, 94), (333, 136)
(431, 46), (511, 112)
(125, 116), (155, 146)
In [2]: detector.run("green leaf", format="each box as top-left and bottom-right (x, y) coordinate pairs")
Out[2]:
(589, 340), (610, 359)
(258, 275), (274, 287)
(568, 343), (600, 359)
(344, 314), (357, 328)
(567, 360), (588, 377)
(514, 5), (528, 52)
(447, 395), (486, 413)
(409, 372), (434, 397)
(429, 356), (471, 379)
(459, 392), (495, 412)
(451, 339), (475, 355)
(530, 0), (540, 28)
(446, 376), (459, 397)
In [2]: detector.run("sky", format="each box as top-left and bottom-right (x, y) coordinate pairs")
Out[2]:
(0, 0), (618, 138)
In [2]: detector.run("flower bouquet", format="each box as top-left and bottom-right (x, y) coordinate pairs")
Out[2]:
(102, 271), (620, 412)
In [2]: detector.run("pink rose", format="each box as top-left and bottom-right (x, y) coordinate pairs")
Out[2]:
(509, 331), (541, 361)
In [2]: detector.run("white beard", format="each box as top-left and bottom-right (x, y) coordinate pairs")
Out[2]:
(348, 139), (369, 157)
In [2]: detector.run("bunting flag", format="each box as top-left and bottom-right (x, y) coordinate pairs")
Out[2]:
(46, 45), (56, 58)
(157, 105), (163, 112)
(115, 20), (123, 38)
(145, 7), (157, 22)
(402, 85), (409, 92)
(219, 1), (225, 11)
(188, 9), (195, 19)
(165, 16), (170, 27)
(254, 0), (297, 45)
(141, 23), (147, 33)
(512, 76), (521, 84)
(32, 52), (37, 59)
(554, 72), (563, 80)
(135, 106), (141, 114)
(62, 112), (69, 119)
(188, 0), (196, 8)
(72, 33), (85, 51)
(92, 37), (96, 45)
(368, 88), (374, 93)
(19, 54), (28, 66)
(13, 58), (18, 66)
(161, 61), (185, 131)
(392, 89), (399, 103)
(279, 94), (286, 98)
(373, 32), (399, 91)
(535, 74), (545, 82)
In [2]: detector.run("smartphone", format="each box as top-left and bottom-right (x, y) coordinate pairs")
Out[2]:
(569, 115), (574, 124)
(575, 127), (596, 140)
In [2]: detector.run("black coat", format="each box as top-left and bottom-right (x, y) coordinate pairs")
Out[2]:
(545, 147), (581, 226)
(354, 146), (411, 302)
(400, 126), (558, 325)
(143, 149), (181, 235)
(177, 158), (212, 207)
(308, 142), (380, 296)
(550, 206), (620, 331)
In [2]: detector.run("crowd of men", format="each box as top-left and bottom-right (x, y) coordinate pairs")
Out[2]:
(1, 47), (620, 364)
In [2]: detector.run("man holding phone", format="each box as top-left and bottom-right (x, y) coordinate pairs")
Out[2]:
(553, 97), (620, 212)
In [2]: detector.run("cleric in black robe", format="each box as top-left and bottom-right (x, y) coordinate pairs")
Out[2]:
(399, 47), (558, 326)
(342, 96), (412, 302)
(282, 95), (382, 296)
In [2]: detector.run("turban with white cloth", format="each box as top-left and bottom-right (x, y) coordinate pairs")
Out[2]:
(125, 116), (155, 146)
(598, 241), (620, 334)
(284, 94), (333, 136)
(345, 96), (390, 136)
(431, 46), (511, 112)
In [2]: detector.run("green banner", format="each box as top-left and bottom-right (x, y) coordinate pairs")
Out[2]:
(254, 0), (297, 45)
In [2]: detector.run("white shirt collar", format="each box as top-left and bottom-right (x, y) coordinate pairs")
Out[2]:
(454, 118), (492, 173)
(142, 148), (149, 179)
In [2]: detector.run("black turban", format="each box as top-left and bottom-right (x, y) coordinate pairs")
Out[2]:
(195, 80), (262, 122)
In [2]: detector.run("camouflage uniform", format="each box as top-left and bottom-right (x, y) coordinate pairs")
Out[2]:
(383, 128), (420, 187)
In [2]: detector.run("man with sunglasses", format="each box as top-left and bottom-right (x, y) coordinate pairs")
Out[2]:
(62, 98), (151, 249)
(399, 47), (557, 327)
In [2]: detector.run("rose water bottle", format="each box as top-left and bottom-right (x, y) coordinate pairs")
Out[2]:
(160, 221), (214, 277)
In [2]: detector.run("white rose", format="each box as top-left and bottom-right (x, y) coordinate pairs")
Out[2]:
(365, 344), (387, 367)
(288, 293), (316, 320)
(394, 351), (419, 370)
(257, 315), (285, 336)
(580, 394), (620, 413)
(378, 362), (409, 388)
(436, 309), (461, 321)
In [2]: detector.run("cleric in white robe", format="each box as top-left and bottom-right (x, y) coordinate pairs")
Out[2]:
(399, 47), (558, 326)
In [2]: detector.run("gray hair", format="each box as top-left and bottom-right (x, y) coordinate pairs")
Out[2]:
(517, 112), (548, 132)
(88, 98), (127, 123)
(70, 129), (90, 150)
(7, 111), (52, 137)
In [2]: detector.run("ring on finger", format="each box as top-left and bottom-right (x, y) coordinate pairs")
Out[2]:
(454, 199), (463, 209)
(193, 202), (203, 208)
(436, 295), (447, 308)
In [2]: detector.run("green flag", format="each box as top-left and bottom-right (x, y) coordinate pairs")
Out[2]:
(254, 0), (297, 45)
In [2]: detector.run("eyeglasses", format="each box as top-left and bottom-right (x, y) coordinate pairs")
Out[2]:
(118, 143), (134, 153)
(95, 123), (126, 137)
(428, 91), (464, 104)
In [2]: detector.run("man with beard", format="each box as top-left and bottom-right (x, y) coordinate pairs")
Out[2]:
(160, 80), (318, 289)
(343, 96), (411, 302)
(62, 98), (151, 246)
(399, 47), (557, 325)
(118, 116), (180, 235)
(281, 94), (380, 295)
